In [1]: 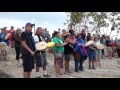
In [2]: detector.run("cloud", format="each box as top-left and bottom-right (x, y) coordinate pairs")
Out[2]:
(0, 12), (68, 36)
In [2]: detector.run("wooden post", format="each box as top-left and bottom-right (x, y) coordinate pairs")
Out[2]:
(34, 23), (35, 36)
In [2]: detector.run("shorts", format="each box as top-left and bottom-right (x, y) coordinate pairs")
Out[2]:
(64, 54), (71, 61)
(107, 47), (112, 52)
(22, 54), (34, 72)
(96, 50), (101, 55)
(54, 51), (63, 59)
(88, 52), (96, 61)
(35, 52), (47, 67)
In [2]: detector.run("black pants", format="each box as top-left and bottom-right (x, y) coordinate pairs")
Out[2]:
(102, 49), (104, 56)
(117, 49), (120, 57)
(15, 46), (20, 60)
(22, 54), (34, 72)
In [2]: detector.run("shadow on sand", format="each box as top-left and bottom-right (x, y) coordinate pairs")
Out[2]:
(0, 70), (12, 78)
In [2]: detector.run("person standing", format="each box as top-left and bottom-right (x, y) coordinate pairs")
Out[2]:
(100, 35), (105, 59)
(86, 33), (92, 42)
(116, 39), (120, 58)
(81, 29), (86, 41)
(95, 37), (101, 66)
(34, 27), (50, 78)
(0, 28), (9, 45)
(8, 26), (15, 48)
(111, 39), (115, 57)
(60, 29), (67, 68)
(14, 28), (22, 67)
(88, 37), (96, 69)
(21, 23), (35, 78)
(63, 32), (74, 74)
(73, 33), (87, 72)
(106, 36), (112, 59)
(0, 28), (9, 60)
(53, 31), (67, 77)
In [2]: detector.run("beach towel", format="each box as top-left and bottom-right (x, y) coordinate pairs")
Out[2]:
(73, 38), (88, 61)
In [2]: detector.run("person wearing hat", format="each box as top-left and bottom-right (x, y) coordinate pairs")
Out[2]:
(8, 26), (15, 48)
(69, 29), (76, 41)
(63, 32), (74, 74)
(88, 36), (96, 69)
(73, 33), (87, 72)
(21, 23), (35, 78)
(34, 27), (50, 78)
(0, 28), (8, 60)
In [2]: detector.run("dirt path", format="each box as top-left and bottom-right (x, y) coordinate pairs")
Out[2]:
(0, 48), (120, 78)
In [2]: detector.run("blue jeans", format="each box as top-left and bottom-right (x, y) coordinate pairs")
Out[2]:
(75, 56), (84, 71)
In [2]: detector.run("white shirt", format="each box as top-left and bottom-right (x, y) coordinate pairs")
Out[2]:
(34, 35), (45, 43)
(34, 35), (39, 43)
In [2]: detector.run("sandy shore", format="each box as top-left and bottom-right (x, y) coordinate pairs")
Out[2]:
(0, 47), (120, 78)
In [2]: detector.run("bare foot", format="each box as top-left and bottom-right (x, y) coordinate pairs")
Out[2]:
(68, 71), (72, 74)
(64, 72), (70, 75)
(59, 73), (63, 75)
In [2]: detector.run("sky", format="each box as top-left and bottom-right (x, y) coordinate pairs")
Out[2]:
(0, 12), (68, 35)
(0, 12), (119, 39)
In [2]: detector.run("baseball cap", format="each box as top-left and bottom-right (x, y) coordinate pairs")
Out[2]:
(25, 23), (34, 27)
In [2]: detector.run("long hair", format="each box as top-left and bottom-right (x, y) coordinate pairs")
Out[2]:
(15, 28), (22, 35)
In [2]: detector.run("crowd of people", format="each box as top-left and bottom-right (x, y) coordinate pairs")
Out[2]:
(0, 22), (120, 78)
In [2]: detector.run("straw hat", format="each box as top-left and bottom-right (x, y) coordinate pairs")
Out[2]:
(47, 42), (55, 49)
(97, 44), (104, 50)
(35, 41), (48, 51)
(85, 40), (94, 46)
(62, 32), (70, 37)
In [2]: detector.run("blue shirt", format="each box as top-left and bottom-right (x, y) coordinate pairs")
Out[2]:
(0, 32), (9, 45)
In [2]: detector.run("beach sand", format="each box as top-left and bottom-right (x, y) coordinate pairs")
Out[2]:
(0, 47), (120, 78)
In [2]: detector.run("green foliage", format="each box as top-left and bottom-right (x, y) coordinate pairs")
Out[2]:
(66, 12), (120, 35)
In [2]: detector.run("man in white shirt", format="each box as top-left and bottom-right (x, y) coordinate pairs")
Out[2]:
(34, 27), (50, 78)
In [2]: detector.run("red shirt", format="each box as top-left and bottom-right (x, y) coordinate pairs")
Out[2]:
(8, 29), (15, 41)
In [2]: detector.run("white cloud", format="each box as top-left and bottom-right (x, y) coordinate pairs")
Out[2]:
(0, 18), (67, 36)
